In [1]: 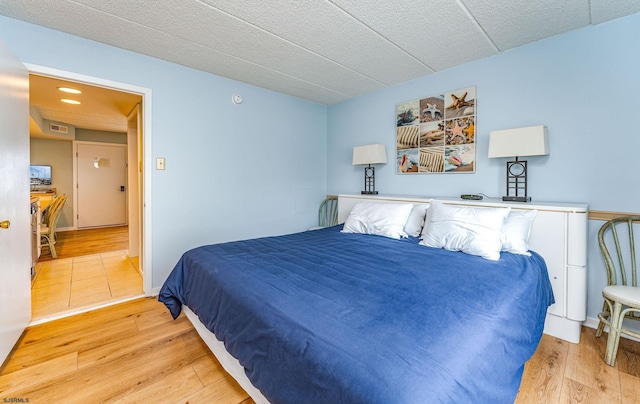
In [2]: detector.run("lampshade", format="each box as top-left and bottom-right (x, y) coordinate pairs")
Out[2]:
(352, 144), (387, 165)
(487, 125), (549, 158)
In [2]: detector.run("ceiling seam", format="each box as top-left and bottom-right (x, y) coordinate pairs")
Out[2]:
(63, 0), (353, 101)
(456, 0), (501, 52)
(194, 0), (391, 87)
(185, 42), (355, 100)
(326, 0), (436, 73)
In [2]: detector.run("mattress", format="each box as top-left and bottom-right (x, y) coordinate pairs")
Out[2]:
(159, 225), (554, 403)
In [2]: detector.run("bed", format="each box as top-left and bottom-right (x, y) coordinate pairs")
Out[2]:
(158, 195), (586, 403)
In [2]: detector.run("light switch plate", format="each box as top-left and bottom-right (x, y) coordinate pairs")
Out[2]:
(156, 157), (166, 170)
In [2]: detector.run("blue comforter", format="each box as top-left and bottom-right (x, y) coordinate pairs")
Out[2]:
(159, 225), (554, 403)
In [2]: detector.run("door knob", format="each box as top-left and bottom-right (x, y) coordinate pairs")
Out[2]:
(0, 220), (10, 229)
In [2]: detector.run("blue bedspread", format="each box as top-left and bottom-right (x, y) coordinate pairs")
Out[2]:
(159, 225), (554, 403)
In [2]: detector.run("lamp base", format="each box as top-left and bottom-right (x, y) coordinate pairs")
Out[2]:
(361, 191), (378, 195)
(502, 196), (531, 202)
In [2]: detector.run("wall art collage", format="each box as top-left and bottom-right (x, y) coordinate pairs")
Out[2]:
(396, 86), (476, 174)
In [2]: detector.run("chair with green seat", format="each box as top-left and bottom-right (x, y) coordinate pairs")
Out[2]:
(595, 215), (640, 366)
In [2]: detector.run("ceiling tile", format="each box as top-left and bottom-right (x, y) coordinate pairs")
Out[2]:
(462, 0), (590, 51)
(67, 0), (385, 98)
(590, 0), (640, 24)
(329, 0), (499, 71)
(204, 0), (433, 85)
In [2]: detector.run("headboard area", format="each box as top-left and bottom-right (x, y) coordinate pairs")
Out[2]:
(337, 194), (589, 344)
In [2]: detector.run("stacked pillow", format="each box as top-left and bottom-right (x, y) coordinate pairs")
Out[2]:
(420, 201), (510, 260)
(404, 204), (429, 237)
(341, 200), (537, 260)
(341, 202), (414, 239)
(500, 210), (537, 256)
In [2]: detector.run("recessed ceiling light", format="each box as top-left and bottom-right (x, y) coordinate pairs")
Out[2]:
(60, 99), (81, 105)
(58, 87), (82, 94)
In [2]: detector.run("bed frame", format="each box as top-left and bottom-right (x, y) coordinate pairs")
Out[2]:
(181, 193), (588, 403)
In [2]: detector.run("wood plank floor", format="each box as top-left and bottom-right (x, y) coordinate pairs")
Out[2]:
(38, 226), (129, 261)
(1, 298), (254, 404)
(517, 327), (640, 403)
(2, 297), (640, 403)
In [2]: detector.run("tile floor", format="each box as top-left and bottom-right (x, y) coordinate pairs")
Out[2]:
(31, 250), (143, 321)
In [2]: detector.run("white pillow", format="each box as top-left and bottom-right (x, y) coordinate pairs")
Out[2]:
(404, 204), (429, 237)
(342, 202), (413, 239)
(501, 210), (537, 256)
(420, 200), (510, 260)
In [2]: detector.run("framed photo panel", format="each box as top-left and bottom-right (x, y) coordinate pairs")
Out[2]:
(396, 86), (476, 174)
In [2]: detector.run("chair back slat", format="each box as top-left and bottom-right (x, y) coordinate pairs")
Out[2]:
(42, 194), (64, 225)
(49, 195), (66, 233)
(318, 196), (338, 227)
(612, 225), (627, 285)
(598, 215), (640, 287)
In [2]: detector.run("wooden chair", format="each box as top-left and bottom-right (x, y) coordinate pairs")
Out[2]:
(40, 194), (67, 258)
(595, 215), (640, 366)
(41, 193), (63, 226)
(318, 196), (338, 228)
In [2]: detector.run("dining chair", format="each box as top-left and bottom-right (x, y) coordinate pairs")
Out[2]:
(40, 194), (67, 258)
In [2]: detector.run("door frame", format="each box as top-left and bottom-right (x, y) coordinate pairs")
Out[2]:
(26, 63), (153, 296)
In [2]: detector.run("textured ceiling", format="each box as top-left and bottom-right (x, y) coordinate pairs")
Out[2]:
(2, 0), (640, 131)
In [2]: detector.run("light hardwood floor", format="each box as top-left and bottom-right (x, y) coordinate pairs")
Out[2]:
(38, 226), (130, 262)
(0, 298), (252, 403)
(517, 327), (640, 403)
(1, 297), (639, 403)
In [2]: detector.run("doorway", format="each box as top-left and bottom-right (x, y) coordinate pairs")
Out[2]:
(27, 64), (152, 323)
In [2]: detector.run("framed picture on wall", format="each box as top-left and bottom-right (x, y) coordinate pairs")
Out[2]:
(396, 86), (476, 174)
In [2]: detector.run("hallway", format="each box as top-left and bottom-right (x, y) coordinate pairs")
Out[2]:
(31, 226), (142, 322)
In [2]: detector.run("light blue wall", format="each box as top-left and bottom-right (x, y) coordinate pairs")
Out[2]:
(0, 16), (327, 289)
(327, 13), (640, 322)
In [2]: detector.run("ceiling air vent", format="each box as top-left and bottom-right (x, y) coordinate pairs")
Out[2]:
(49, 123), (69, 134)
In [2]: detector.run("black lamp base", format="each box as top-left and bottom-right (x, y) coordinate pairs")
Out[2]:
(502, 196), (531, 202)
(362, 165), (378, 195)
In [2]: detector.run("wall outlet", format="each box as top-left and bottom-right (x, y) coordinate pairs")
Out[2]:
(156, 157), (166, 170)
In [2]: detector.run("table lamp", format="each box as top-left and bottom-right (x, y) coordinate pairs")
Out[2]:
(488, 125), (549, 202)
(352, 144), (387, 195)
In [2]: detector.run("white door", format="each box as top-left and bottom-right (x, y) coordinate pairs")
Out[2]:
(0, 39), (31, 363)
(77, 142), (127, 228)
